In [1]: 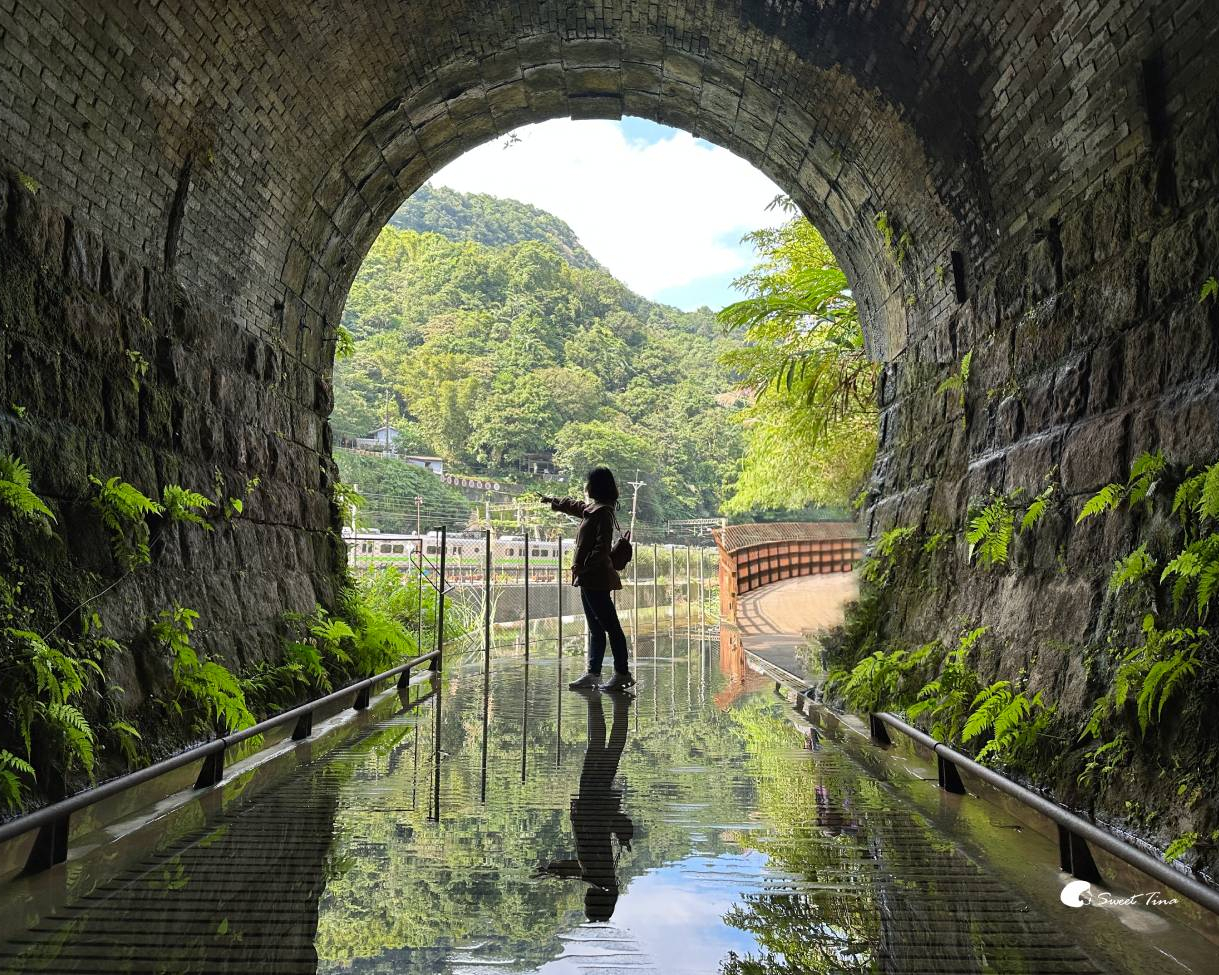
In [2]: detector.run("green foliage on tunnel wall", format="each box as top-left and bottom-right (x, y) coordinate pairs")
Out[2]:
(828, 446), (1219, 868)
(964, 481), (1056, 567)
(1076, 453), (1219, 744)
(0, 454), (450, 814)
(0, 459), (263, 811)
(826, 621), (1057, 773)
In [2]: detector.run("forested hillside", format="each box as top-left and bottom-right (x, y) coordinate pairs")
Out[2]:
(333, 187), (743, 524)
(388, 185), (599, 270)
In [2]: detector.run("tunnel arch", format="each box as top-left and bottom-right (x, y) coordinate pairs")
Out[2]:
(0, 0), (1216, 686)
(284, 27), (970, 371)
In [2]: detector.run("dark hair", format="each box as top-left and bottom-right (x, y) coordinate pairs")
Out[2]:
(584, 466), (619, 505)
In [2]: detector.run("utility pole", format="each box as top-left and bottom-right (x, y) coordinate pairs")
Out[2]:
(383, 390), (392, 455)
(627, 473), (645, 536)
(415, 495), (423, 535)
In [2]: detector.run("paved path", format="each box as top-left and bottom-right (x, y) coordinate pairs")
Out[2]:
(732, 574), (857, 684)
(0, 638), (1124, 974)
(0, 628), (1211, 973)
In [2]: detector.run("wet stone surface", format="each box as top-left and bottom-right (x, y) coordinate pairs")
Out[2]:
(0, 635), (1114, 973)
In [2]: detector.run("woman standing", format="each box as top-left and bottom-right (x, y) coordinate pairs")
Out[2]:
(541, 466), (635, 692)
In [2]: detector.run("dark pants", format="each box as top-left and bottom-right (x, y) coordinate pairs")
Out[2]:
(580, 588), (630, 674)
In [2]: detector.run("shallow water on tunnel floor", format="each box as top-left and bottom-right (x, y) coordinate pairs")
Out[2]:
(0, 633), (1117, 974)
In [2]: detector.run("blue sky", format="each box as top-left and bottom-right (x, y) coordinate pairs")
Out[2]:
(429, 117), (786, 311)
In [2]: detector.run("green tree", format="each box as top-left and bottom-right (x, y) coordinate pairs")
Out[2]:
(468, 373), (562, 468)
(334, 193), (758, 516)
(719, 208), (878, 510)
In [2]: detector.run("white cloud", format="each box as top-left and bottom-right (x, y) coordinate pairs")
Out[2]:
(428, 119), (786, 308)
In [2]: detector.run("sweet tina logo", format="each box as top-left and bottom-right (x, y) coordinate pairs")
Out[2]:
(1059, 880), (1179, 908)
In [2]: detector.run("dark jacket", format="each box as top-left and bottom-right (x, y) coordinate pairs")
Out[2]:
(549, 497), (623, 591)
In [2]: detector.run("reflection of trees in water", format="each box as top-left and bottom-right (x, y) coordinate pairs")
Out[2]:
(314, 652), (753, 971)
(719, 703), (878, 975)
(719, 706), (1097, 975)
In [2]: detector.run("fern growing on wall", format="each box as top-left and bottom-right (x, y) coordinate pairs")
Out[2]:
(90, 476), (163, 569)
(0, 455), (55, 525)
(1109, 543), (1156, 595)
(907, 626), (986, 743)
(966, 494), (1015, 566)
(859, 525), (916, 586)
(1076, 451), (1166, 524)
(154, 606), (253, 734)
(0, 750), (35, 811)
(962, 681), (1053, 763)
(161, 485), (214, 529)
(936, 351), (972, 427)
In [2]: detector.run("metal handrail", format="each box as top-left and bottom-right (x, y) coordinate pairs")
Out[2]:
(0, 647), (441, 875)
(870, 710), (1219, 916)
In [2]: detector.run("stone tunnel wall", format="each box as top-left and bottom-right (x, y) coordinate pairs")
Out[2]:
(0, 172), (342, 699)
(861, 145), (1219, 859)
(0, 0), (1218, 832)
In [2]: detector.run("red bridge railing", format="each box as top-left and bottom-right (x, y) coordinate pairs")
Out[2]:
(712, 521), (864, 617)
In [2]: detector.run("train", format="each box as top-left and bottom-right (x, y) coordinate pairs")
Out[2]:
(343, 529), (564, 565)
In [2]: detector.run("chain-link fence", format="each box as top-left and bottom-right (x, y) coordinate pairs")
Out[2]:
(349, 495), (723, 547)
(344, 527), (720, 658)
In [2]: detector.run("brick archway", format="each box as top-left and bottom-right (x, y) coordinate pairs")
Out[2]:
(0, 0), (1216, 679)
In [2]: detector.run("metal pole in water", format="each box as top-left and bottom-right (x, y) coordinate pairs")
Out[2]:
(524, 528), (530, 663)
(669, 545), (677, 644)
(652, 543), (659, 643)
(521, 656), (530, 784)
(431, 525), (446, 823)
(556, 536), (563, 658)
(631, 533), (638, 641)
(434, 525), (446, 671)
(484, 528), (491, 666)
(685, 545), (692, 633)
(699, 545), (706, 633)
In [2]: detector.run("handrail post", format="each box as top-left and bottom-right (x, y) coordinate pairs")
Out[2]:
(555, 536), (563, 656)
(868, 713), (891, 746)
(354, 684), (371, 710)
(23, 815), (69, 874)
(292, 710), (314, 740)
(194, 743), (226, 788)
(937, 753), (967, 794)
(1059, 824), (1104, 883)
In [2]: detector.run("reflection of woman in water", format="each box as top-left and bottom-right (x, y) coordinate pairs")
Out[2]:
(540, 690), (634, 922)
